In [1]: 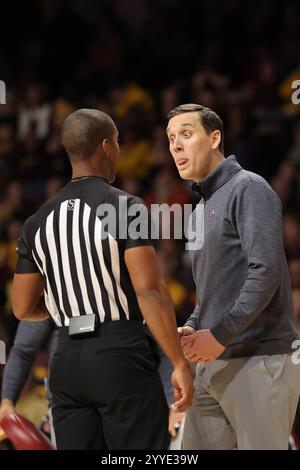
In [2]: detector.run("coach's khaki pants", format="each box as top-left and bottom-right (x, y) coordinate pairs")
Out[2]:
(183, 354), (300, 450)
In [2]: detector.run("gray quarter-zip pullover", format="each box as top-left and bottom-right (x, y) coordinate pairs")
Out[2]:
(185, 155), (297, 358)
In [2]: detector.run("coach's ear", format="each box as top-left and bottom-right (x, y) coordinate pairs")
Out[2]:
(211, 130), (221, 150)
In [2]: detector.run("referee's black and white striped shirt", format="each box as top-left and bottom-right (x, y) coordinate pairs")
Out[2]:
(16, 176), (152, 327)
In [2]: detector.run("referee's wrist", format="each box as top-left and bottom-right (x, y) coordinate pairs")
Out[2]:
(172, 356), (189, 368)
(1, 399), (14, 407)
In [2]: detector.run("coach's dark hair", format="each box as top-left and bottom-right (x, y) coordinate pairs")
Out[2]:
(167, 103), (224, 154)
(61, 109), (117, 163)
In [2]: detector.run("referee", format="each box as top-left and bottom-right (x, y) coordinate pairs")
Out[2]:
(11, 109), (194, 450)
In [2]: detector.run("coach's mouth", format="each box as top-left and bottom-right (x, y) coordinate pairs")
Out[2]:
(176, 158), (189, 167)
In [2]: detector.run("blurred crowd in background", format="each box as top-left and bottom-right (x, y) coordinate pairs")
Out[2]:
(0, 0), (300, 444)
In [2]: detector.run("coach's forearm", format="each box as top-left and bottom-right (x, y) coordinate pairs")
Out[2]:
(136, 282), (187, 368)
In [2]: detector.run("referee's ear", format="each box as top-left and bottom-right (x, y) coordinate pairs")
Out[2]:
(102, 138), (110, 156)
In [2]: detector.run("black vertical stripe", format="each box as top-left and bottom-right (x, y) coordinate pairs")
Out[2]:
(39, 220), (65, 326)
(31, 244), (43, 273)
(89, 206), (111, 321)
(43, 275), (48, 295)
(102, 237), (127, 321)
(78, 201), (98, 315)
(53, 205), (72, 318)
(66, 208), (85, 314)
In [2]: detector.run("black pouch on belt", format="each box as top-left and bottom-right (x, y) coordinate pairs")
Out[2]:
(69, 314), (98, 337)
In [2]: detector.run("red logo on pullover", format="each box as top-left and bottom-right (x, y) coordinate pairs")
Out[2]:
(208, 209), (216, 224)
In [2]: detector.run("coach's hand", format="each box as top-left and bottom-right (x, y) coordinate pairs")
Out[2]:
(181, 329), (225, 363)
(168, 408), (185, 438)
(177, 325), (195, 339)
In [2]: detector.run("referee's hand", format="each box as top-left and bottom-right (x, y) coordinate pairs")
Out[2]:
(171, 362), (194, 413)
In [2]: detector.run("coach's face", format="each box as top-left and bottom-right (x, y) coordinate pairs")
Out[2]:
(167, 112), (219, 182)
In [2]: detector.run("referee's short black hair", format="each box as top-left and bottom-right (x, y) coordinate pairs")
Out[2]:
(62, 109), (117, 163)
(167, 103), (224, 154)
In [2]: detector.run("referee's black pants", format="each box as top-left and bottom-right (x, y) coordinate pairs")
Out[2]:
(49, 320), (170, 450)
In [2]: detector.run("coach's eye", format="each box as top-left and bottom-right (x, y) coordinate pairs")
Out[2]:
(184, 132), (192, 138)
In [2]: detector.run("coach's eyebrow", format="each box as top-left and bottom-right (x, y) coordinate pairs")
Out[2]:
(166, 123), (196, 134)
